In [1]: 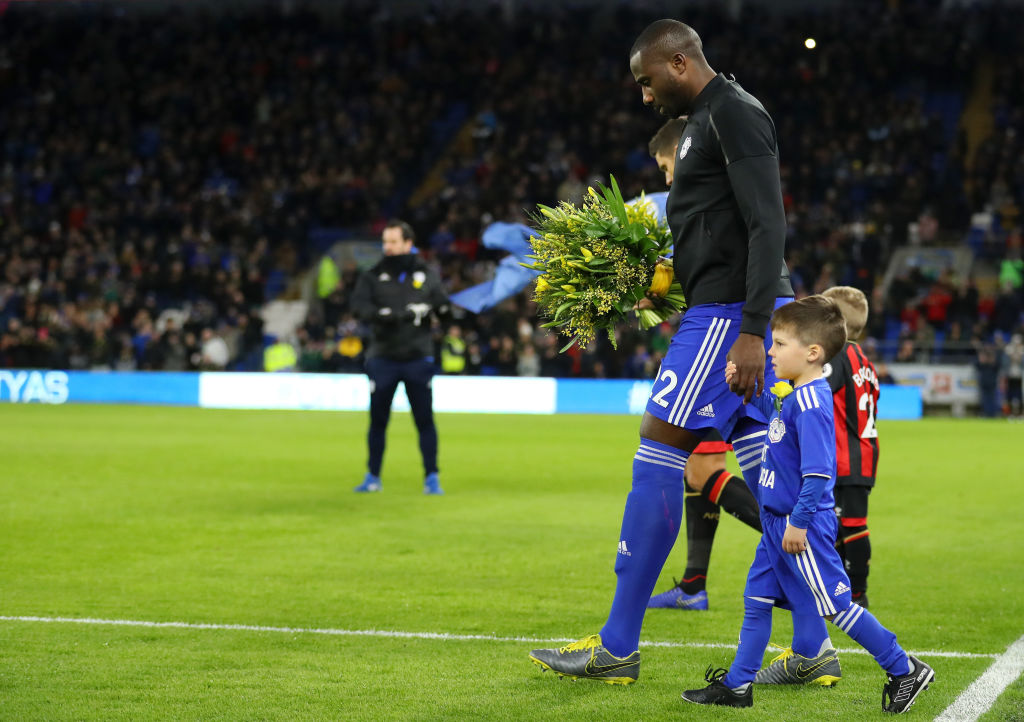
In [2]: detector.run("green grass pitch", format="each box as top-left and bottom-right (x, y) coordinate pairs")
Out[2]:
(1, 404), (1022, 720)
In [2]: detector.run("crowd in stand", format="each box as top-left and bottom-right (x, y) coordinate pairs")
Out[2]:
(0, 1), (1022, 412)
(0, 2), (501, 371)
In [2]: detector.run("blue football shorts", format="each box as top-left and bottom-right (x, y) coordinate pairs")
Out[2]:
(646, 298), (791, 439)
(744, 510), (853, 617)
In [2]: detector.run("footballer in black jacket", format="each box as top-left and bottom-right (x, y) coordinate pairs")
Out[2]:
(530, 20), (834, 688)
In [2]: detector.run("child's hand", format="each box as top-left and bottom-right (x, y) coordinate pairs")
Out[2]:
(782, 523), (807, 554)
(724, 361), (738, 384)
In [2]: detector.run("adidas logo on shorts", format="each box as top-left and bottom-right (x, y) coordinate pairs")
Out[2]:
(834, 581), (851, 596)
(696, 403), (715, 418)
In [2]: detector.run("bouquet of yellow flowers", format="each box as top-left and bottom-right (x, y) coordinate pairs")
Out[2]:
(521, 176), (686, 351)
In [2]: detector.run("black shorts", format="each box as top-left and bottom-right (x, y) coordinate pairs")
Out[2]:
(834, 486), (871, 526)
(1008, 378), (1023, 404)
(694, 427), (731, 454)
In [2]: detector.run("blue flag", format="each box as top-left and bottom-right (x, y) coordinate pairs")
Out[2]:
(449, 222), (541, 313)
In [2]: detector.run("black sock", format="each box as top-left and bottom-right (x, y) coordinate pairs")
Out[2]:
(840, 525), (871, 594)
(702, 471), (762, 533)
(682, 480), (719, 594)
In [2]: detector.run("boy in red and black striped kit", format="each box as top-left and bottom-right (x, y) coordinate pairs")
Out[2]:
(822, 286), (879, 609)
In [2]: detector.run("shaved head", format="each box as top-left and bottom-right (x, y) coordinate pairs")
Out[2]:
(629, 20), (715, 118)
(630, 19), (706, 66)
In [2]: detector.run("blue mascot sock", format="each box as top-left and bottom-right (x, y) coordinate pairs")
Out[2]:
(832, 604), (911, 676)
(599, 438), (686, 658)
(723, 596), (774, 689)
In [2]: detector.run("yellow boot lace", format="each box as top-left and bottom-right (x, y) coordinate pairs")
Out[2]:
(766, 643), (795, 665)
(558, 634), (603, 654)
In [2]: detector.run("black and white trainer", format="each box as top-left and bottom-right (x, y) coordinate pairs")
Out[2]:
(882, 655), (934, 714)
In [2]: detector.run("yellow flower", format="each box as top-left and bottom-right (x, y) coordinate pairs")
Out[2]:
(647, 262), (673, 297)
(561, 284), (576, 293)
(535, 277), (550, 292)
(770, 381), (793, 412)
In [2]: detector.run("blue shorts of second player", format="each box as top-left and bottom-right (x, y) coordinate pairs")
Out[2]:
(646, 298), (791, 439)
(745, 511), (853, 617)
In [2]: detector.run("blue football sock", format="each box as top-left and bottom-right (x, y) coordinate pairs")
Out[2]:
(599, 438), (686, 658)
(832, 604), (911, 676)
(723, 596), (774, 688)
(791, 610), (832, 658)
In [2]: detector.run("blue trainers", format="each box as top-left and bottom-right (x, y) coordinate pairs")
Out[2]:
(353, 473), (382, 493)
(648, 582), (708, 610)
(423, 472), (444, 495)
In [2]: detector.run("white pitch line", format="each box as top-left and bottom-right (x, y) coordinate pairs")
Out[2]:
(0, 615), (996, 659)
(935, 634), (1024, 722)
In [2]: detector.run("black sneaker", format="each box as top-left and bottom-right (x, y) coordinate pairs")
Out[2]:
(882, 655), (934, 714)
(682, 666), (753, 708)
(851, 592), (869, 609)
(529, 634), (639, 685)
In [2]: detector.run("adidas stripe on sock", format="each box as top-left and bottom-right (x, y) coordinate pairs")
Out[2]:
(832, 604), (911, 676)
(600, 438), (687, 658)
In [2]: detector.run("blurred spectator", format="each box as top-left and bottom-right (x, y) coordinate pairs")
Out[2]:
(623, 344), (651, 380)
(160, 330), (190, 372)
(538, 334), (573, 377)
(464, 341), (483, 376)
(516, 342), (540, 377)
(921, 282), (953, 331)
(1002, 333), (1024, 418)
(1000, 254), (1023, 291)
(264, 337), (298, 373)
(440, 326), (467, 374)
(974, 338), (1002, 417)
(199, 329), (230, 370)
(991, 281), (1024, 335)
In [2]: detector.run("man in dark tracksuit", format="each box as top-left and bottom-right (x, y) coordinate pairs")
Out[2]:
(350, 220), (450, 495)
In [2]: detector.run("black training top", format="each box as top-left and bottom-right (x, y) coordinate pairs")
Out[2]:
(350, 253), (450, 361)
(666, 73), (793, 337)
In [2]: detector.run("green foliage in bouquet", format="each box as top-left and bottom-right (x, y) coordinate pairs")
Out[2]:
(521, 175), (686, 351)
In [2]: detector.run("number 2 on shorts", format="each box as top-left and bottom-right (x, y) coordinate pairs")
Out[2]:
(651, 369), (678, 408)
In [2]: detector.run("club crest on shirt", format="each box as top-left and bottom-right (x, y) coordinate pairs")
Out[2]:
(679, 136), (692, 159)
(768, 416), (786, 443)
(412, 271), (426, 289)
(822, 362), (833, 378)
